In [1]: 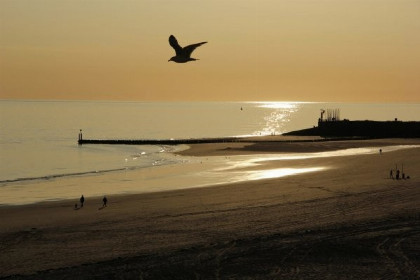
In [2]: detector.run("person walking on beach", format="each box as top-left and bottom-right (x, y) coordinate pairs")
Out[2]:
(390, 169), (393, 179)
(102, 196), (108, 207)
(80, 195), (85, 207)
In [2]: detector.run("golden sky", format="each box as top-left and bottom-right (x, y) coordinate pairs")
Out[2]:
(1, 0), (419, 102)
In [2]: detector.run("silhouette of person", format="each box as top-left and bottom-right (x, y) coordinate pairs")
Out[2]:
(390, 170), (393, 179)
(102, 196), (108, 207)
(80, 195), (85, 207)
(396, 170), (400, 180)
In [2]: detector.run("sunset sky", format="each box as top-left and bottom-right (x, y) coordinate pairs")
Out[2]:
(1, 0), (419, 102)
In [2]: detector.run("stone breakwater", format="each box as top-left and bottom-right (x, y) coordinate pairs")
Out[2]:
(78, 136), (370, 146)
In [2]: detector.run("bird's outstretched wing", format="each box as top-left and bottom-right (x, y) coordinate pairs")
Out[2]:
(169, 35), (182, 55)
(184, 42), (207, 57)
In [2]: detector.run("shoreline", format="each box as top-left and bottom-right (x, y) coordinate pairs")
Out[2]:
(1, 138), (419, 207)
(1, 138), (420, 278)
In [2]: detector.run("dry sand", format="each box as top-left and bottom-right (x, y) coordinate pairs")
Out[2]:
(1, 138), (420, 279)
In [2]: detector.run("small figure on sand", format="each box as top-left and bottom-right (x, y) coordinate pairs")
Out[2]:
(74, 203), (78, 210)
(80, 195), (85, 207)
(389, 169), (393, 179)
(102, 196), (108, 207)
(396, 170), (400, 180)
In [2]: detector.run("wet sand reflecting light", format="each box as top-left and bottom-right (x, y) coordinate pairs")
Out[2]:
(242, 167), (326, 181)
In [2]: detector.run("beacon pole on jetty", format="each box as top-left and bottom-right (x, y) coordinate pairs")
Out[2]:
(78, 129), (83, 145)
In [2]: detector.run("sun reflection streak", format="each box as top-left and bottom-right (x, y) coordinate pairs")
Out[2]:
(243, 167), (326, 181)
(207, 145), (419, 185)
(215, 147), (384, 172)
(256, 102), (299, 109)
(253, 102), (299, 136)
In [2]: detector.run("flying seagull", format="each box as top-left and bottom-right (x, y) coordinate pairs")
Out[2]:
(168, 35), (207, 63)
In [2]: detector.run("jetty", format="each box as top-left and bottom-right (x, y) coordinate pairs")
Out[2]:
(77, 136), (376, 146)
(78, 137), (245, 145)
(285, 109), (420, 138)
(77, 109), (420, 145)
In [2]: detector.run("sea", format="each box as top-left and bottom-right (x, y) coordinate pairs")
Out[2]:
(1, 100), (419, 205)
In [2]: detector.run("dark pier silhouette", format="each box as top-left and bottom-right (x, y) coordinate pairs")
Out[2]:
(78, 137), (245, 145)
(77, 135), (375, 146)
(78, 109), (420, 146)
(285, 109), (420, 138)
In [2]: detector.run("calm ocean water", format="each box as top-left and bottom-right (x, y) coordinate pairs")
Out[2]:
(0, 100), (419, 183)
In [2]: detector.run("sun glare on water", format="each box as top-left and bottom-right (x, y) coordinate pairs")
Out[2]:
(255, 101), (299, 109)
(253, 102), (301, 135)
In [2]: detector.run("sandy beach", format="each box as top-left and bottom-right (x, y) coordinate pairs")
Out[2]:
(1, 138), (420, 279)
